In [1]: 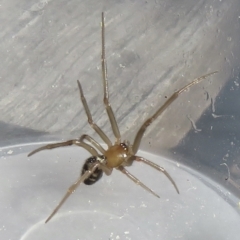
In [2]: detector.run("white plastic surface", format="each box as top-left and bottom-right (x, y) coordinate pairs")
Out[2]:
(0, 144), (239, 240)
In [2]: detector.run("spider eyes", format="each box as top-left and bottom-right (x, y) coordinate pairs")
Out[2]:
(120, 143), (128, 151)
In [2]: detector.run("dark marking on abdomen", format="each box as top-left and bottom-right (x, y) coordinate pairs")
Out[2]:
(81, 156), (103, 185)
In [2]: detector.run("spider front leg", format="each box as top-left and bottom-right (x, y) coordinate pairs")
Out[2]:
(80, 134), (106, 154)
(101, 12), (121, 143)
(77, 80), (112, 147)
(132, 71), (218, 154)
(135, 156), (179, 194)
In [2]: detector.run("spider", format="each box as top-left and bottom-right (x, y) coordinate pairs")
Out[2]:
(28, 12), (217, 223)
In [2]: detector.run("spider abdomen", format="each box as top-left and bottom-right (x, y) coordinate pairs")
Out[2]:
(81, 156), (103, 185)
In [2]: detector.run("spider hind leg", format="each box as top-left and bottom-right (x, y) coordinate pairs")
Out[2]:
(117, 166), (160, 198)
(45, 162), (101, 223)
(135, 156), (179, 194)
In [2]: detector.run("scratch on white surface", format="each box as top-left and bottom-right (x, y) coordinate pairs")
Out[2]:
(211, 97), (225, 118)
(220, 163), (230, 180)
(211, 97), (215, 113)
(187, 115), (202, 132)
(7, 150), (13, 155)
(212, 113), (224, 118)
(186, 179), (197, 192)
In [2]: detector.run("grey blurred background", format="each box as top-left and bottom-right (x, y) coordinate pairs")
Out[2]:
(0, 1), (240, 194)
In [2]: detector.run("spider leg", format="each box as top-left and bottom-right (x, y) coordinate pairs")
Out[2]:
(45, 162), (100, 223)
(77, 80), (112, 147)
(101, 12), (121, 143)
(132, 71), (218, 154)
(28, 139), (98, 157)
(117, 166), (160, 198)
(80, 134), (106, 154)
(135, 156), (179, 194)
